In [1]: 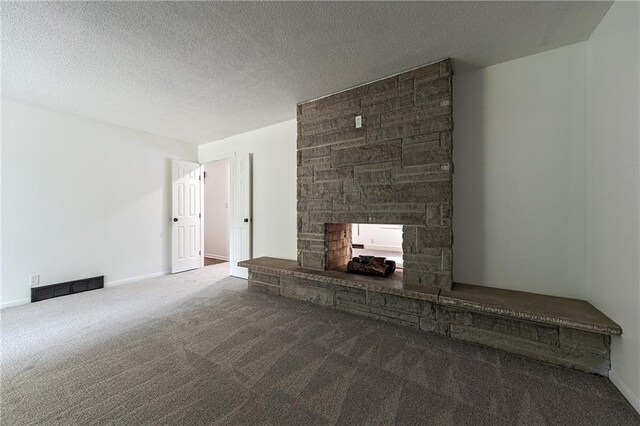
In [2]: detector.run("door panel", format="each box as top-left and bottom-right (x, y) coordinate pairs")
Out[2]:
(172, 160), (201, 273)
(229, 152), (252, 278)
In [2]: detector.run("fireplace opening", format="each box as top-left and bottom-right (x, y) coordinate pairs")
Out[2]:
(325, 223), (403, 277)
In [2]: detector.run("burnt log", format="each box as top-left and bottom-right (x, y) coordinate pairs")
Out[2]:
(347, 256), (396, 277)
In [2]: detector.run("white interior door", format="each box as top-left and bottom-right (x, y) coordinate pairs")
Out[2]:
(172, 160), (202, 274)
(229, 152), (252, 278)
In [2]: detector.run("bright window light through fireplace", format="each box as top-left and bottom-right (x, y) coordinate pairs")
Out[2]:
(351, 224), (403, 268)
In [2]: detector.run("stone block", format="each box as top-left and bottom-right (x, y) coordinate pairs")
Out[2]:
(402, 255), (443, 272)
(398, 62), (440, 82)
(300, 251), (325, 270)
(297, 239), (325, 252)
(362, 95), (413, 116)
(354, 169), (392, 185)
(301, 145), (331, 160)
(360, 181), (451, 204)
(366, 291), (423, 315)
(366, 116), (452, 143)
(335, 287), (367, 304)
(402, 144), (451, 167)
(343, 192), (361, 204)
(314, 166), (354, 182)
(301, 116), (354, 136)
(301, 220), (325, 234)
(440, 59), (452, 77)
(330, 140), (402, 167)
(336, 299), (419, 327)
(298, 181), (343, 199)
(393, 168), (449, 184)
(298, 128), (365, 150)
(440, 131), (452, 149)
(426, 203), (452, 227)
(448, 309), (560, 346)
(419, 303), (447, 334)
(415, 77), (451, 105)
(311, 210), (425, 226)
(448, 324), (609, 376)
(403, 269), (451, 289)
(361, 85), (412, 109)
(559, 327), (610, 357)
(249, 272), (281, 287)
(297, 165), (313, 177)
(402, 132), (440, 146)
(417, 227), (452, 247)
(363, 75), (399, 94)
(301, 98), (360, 122)
(280, 277), (335, 306)
(354, 161), (402, 172)
(442, 249), (452, 271)
(331, 138), (368, 150)
(297, 199), (333, 212)
(381, 106), (452, 128)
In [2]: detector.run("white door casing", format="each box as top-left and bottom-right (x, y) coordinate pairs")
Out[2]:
(172, 160), (202, 274)
(229, 152), (252, 278)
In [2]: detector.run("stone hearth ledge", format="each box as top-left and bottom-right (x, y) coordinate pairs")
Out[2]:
(238, 257), (621, 336)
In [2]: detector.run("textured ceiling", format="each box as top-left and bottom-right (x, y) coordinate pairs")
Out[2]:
(1, 1), (611, 144)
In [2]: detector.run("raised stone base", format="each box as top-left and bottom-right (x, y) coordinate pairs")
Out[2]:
(241, 257), (620, 376)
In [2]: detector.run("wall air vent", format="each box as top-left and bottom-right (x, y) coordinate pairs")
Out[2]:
(31, 276), (104, 303)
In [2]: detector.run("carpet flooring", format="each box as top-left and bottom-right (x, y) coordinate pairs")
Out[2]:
(1, 263), (638, 425)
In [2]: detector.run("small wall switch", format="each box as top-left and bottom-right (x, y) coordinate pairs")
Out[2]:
(30, 274), (40, 287)
(355, 115), (363, 129)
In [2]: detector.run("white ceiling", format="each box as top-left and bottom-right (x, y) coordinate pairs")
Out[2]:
(1, 1), (611, 144)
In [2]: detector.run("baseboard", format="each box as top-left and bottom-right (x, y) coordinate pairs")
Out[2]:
(105, 271), (170, 287)
(0, 298), (30, 309)
(610, 369), (640, 414)
(204, 253), (229, 261)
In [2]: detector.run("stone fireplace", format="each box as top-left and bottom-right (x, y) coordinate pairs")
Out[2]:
(297, 59), (453, 289)
(239, 58), (621, 376)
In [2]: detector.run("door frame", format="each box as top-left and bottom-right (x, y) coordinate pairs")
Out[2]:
(199, 156), (232, 268)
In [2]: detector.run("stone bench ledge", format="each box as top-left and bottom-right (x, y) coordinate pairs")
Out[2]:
(440, 283), (621, 336)
(238, 257), (622, 336)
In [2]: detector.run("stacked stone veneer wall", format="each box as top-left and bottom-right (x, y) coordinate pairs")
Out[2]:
(297, 59), (454, 289)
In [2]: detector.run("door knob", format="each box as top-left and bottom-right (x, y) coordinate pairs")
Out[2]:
(173, 218), (178, 222)
(244, 218), (249, 223)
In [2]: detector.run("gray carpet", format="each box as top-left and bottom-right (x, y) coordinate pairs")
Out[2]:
(1, 264), (638, 425)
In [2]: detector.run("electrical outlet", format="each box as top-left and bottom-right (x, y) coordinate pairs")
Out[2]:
(30, 274), (40, 287)
(355, 115), (362, 129)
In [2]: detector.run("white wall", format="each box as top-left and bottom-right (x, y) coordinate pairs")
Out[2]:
(352, 224), (403, 252)
(586, 1), (640, 412)
(198, 120), (297, 261)
(203, 159), (230, 259)
(453, 42), (588, 299)
(1, 98), (196, 307)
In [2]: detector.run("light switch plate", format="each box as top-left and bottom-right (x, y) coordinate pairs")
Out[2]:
(355, 115), (362, 129)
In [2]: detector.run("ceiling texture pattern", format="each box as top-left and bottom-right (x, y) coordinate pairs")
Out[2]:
(1, 1), (611, 144)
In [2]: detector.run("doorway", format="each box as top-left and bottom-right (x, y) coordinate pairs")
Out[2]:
(202, 159), (230, 266)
